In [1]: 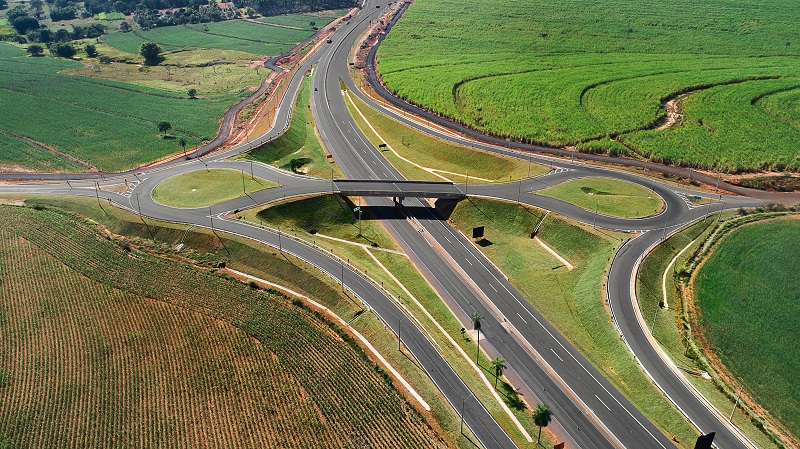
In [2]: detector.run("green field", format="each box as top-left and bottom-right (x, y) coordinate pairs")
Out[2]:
(695, 217), (800, 438)
(104, 21), (313, 55)
(344, 88), (545, 182)
(0, 43), (256, 172)
(536, 177), (664, 218)
(152, 169), (277, 208)
(377, 0), (800, 172)
(257, 11), (345, 30)
(448, 198), (699, 445)
(0, 204), (440, 448)
(242, 72), (339, 178)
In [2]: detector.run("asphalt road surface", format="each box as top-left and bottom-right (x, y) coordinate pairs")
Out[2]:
(0, 1), (781, 448)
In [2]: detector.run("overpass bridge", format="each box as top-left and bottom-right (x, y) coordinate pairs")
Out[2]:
(333, 180), (466, 204)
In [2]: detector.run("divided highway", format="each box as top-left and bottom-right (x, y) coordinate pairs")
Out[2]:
(0, 1), (780, 448)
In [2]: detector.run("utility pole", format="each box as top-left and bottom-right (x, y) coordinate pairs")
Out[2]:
(341, 259), (345, 292)
(528, 155), (531, 177)
(209, 206), (214, 231)
(517, 180), (522, 204)
(460, 396), (467, 434)
(662, 212), (668, 240)
(397, 317), (401, 351)
(241, 170), (246, 194)
(135, 194), (143, 220)
(250, 160), (254, 180)
(729, 385), (743, 422)
(95, 182), (100, 205)
(278, 226), (282, 253)
(465, 171), (469, 195)
(593, 199), (599, 229)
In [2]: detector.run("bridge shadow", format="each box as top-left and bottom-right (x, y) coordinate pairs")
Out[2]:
(347, 198), (462, 222)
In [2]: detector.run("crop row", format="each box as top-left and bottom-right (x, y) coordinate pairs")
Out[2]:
(0, 205), (440, 447)
(377, 0), (800, 171)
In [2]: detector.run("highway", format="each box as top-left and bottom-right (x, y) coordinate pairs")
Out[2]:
(0, 1), (785, 448)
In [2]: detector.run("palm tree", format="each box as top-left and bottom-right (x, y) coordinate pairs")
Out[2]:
(179, 137), (187, 156)
(491, 357), (506, 389)
(471, 312), (482, 363)
(532, 403), (552, 445)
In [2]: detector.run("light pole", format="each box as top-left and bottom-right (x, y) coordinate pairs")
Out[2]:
(593, 199), (599, 229)
(241, 169), (246, 195)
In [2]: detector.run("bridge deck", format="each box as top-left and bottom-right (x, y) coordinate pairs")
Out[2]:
(333, 180), (465, 199)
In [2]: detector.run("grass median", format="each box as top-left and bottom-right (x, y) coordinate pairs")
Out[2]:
(152, 168), (277, 208)
(448, 197), (700, 446)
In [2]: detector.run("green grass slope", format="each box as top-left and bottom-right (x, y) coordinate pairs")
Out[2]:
(377, 0), (800, 172)
(536, 177), (664, 218)
(0, 44), (246, 172)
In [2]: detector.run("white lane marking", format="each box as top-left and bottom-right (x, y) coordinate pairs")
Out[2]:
(489, 283), (497, 292)
(551, 348), (564, 362)
(596, 395), (611, 411)
(517, 313), (528, 324)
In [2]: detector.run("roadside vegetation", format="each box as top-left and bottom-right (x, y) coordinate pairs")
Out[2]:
(447, 197), (700, 446)
(151, 168), (277, 208)
(535, 177), (664, 218)
(241, 72), (340, 178)
(637, 209), (800, 448)
(240, 194), (559, 447)
(377, 0), (800, 172)
(0, 202), (441, 448)
(343, 87), (545, 182)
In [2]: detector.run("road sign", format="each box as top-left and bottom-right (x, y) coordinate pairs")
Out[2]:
(354, 206), (361, 212)
(472, 226), (485, 239)
(694, 432), (715, 449)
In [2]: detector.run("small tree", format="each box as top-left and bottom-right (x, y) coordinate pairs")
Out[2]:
(490, 357), (506, 389)
(27, 43), (44, 56)
(178, 137), (187, 155)
(187, 88), (197, 99)
(157, 121), (172, 136)
(532, 403), (553, 444)
(471, 312), (482, 362)
(84, 43), (97, 57)
(139, 41), (161, 63)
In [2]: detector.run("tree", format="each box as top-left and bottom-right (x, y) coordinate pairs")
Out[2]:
(490, 357), (506, 389)
(532, 403), (553, 444)
(187, 88), (197, 99)
(84, 43), (97, 57)
(471, 312), (482, 363)
(0, 0), (8, 10)
(119, 21), (131, 32)
(49, 42), (76, 58)
(139, 41), (161, 63)
(157, 121), (172, 136)
(178, 137), (187, 155)
(27, 43), (44, 56)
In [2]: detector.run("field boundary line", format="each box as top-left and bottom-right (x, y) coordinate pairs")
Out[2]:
(224, 267), (432, 411)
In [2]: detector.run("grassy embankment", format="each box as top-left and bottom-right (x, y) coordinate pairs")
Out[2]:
(0, 203), (442, 448)
(240, 72), (342, 178)
(0, 17), (326, 172)
(377, 0), (800, 172)
(151, 168), (277, 208)
(240, 194), (557, 448)
(343, 87), (546, 183)
(447, 197), (700, 446)
(637, 212), (799, 448)
(535, 177), (664, 218)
